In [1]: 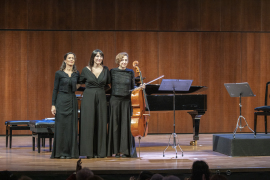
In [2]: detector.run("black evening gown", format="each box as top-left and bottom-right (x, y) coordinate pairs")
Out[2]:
(107, 68), (137, 158)
(51, 70), (80, 159)
(79, 66), (110, 158)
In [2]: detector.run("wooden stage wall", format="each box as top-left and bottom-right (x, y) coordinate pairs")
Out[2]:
(1, 0), (270, 135)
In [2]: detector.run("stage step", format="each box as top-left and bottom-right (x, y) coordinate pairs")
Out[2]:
(213, 134), (270, 156)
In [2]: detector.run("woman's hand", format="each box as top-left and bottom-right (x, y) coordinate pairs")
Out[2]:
(51, 106), (56, 116)
(140, 83), (146, 89)
(76, 158), (82, 172)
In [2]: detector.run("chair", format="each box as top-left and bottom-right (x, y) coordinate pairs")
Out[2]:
(5, 120), (30, 148)
(254, 81), (270, 135)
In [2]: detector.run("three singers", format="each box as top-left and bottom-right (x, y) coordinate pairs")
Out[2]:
(51, 50), (139, 159)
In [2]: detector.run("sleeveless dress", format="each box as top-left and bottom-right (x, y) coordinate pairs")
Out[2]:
(79, 66), (110, 158)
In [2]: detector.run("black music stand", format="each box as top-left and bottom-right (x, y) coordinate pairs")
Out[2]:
(224, 82), (256, 139)
(159, 79), (193, 158)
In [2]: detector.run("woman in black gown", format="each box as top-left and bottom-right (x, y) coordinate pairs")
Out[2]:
(79, 49), (110, 158)
(51, 52), (80, 159)
(107, 52), (137, 158)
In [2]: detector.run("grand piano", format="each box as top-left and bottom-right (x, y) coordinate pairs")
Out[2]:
(144, 84), (207, 144)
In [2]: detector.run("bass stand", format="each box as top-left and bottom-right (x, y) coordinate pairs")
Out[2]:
(160, 79), (193, 158)
(224, 82), (256, 139)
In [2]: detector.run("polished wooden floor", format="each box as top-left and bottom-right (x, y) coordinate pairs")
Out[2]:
(1, 134), (270, 173)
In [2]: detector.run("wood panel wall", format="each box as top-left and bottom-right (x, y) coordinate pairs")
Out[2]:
(1, 31), (28, 134)
(1, 0), (270, 135)
(0, 0), (270, 31)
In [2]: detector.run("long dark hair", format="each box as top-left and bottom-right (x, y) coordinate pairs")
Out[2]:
(60, 52), (77, 72)
(88, 49), (104, 71)
(190, 161), (210, 180)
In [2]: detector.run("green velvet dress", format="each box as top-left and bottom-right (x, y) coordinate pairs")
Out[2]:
(51, 70), (80, 159)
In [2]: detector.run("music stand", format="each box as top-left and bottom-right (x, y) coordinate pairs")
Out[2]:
(224, 82), (256, 139)
(159, 79), (193, 158)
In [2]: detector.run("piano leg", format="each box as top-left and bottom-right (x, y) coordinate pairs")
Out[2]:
(188, 111), (205, 146)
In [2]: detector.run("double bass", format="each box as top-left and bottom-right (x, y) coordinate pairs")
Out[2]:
(130, 61), (164, 157)
(130, 61), (150, 138)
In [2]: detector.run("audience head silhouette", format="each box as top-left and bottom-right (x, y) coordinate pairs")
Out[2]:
(190, 160), (210, 180)
(150, 173), (164, 180)
(76, 167), (94, 180)
(137, 171), (154, 180)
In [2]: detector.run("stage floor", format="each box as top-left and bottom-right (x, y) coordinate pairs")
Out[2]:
(1, 134), (270, 174)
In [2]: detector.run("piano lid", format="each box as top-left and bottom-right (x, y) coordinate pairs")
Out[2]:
(145, 84), (207, 95)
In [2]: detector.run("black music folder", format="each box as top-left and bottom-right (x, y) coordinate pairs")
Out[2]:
(224, 82), (255, 97)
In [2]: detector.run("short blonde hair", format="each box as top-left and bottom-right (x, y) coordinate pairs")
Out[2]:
(115, 52), (128, 65)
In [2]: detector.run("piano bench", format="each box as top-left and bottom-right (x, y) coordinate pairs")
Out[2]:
(29, 120), (55, 153)
(32, 133), (54, 153)
(5, 120), (31, 148)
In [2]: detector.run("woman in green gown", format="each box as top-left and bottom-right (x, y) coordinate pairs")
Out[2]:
(51, 52), (80, 159)
(107, 52), (137, 158)
(79, 49), (110, 158)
